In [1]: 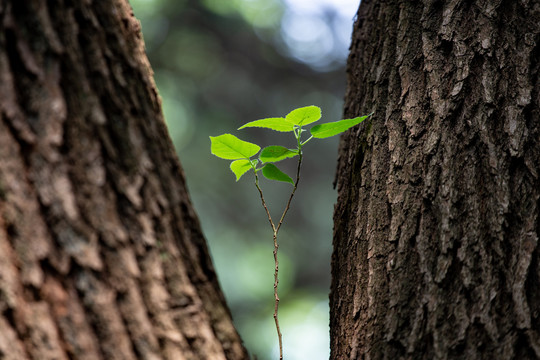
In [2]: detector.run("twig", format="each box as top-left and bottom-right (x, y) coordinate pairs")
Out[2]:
(276, 153), (302, 233)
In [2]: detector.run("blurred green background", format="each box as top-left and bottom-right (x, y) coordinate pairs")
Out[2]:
(129, 0), (359, 358)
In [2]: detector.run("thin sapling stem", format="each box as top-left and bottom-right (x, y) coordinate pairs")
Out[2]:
(254, 148), (303, 360)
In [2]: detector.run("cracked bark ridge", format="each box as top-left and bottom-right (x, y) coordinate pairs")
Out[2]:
(331, 0), (540, 359)
(0, 0), (248, 359)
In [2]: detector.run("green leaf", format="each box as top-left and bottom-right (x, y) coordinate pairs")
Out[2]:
(210, 134), (260, 160)
(310, 114), (370, 139)
(230, 159), (255, 181)
(259, 146), (298, 163)
(285, 106), (321, 127)
(238, 117), (295, 132)
(262, 164), (294, 184)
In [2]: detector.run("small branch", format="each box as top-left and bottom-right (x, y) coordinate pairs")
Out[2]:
(255, 173), (276, 233)
(276, 153), (302, 233)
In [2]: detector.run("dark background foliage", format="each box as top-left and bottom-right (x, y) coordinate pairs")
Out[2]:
(130, 0), (359, 358)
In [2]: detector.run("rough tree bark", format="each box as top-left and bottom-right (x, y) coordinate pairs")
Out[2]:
(331, 0), (539, 359)
(0, 1), (248, 359)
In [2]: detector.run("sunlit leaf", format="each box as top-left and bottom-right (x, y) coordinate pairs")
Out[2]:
(285, 106), (321, 127)
(230, 159), (255, 181)
(262, 164), (294, 184)
(310, 114), (370, 138)
(238, 117), (295, 132)
(259, 146), (298, 163)
(210, 134), (260, 159)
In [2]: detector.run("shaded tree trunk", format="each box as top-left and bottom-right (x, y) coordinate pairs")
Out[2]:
(0, 1), (247, 359)
(331, 0), (539, 359)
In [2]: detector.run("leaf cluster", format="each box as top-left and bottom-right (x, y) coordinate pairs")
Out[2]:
(210, 105), (370, 183)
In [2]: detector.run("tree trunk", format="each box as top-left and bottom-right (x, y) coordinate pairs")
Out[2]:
(331, 0), (539, 359)
(0, 1), (247, 359)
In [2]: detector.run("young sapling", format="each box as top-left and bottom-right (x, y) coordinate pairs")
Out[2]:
(210, 105), (370, 359)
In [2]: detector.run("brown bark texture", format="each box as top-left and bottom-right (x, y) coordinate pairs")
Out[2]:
(0, 1), (248, 359)
(331, 0), (540, 359)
